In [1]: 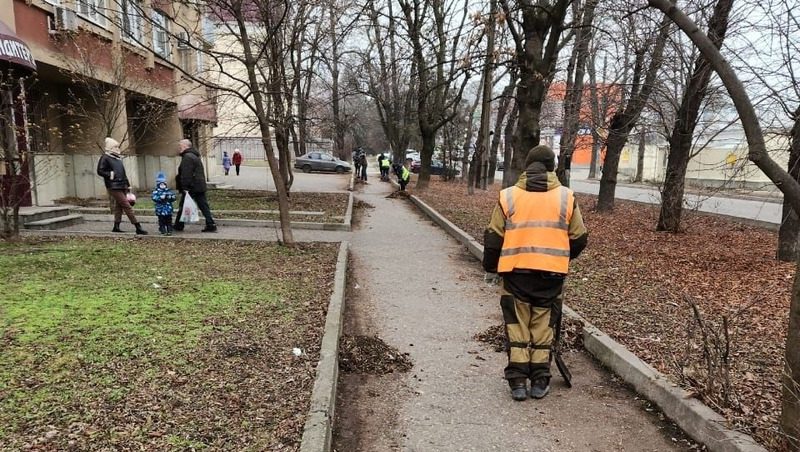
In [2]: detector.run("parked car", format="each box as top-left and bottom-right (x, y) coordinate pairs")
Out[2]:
(294, 152), (351, 173)
(411, 159), (458, 176)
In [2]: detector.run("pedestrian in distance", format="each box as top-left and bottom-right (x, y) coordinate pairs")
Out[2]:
(173, 139), (217, 233)
(232, 148), (243, 176)
(151, 171), (177, 235)
(353, 148), (362, 178)
(96, 137), (148, 235)
(222, 151), (232, 176)
(482, 145), (588, 401)
(359, 152), (368, 181)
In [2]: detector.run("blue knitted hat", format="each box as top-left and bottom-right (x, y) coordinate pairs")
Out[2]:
(155, 171), (166, 184)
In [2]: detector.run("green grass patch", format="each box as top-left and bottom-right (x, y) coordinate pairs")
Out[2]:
(0, 237), (339, 449)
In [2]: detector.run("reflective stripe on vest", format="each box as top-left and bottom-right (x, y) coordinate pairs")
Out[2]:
(497, 185), (574, 274)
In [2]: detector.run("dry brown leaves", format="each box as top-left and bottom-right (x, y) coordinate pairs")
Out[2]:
(417, 181), (792, 450)
(338, 335), (413, 374)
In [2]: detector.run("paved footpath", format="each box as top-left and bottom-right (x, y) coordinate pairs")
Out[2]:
(334, 172), (687, 451)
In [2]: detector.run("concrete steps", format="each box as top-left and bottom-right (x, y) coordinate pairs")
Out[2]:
(24, 213), (85, 230)
(18, 206), (84, 230)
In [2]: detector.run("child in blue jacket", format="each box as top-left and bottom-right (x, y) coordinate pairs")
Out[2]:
(152, 171), (177, 235)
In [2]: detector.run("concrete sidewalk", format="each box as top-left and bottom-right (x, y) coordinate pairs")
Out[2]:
(334, 172), (689, 451)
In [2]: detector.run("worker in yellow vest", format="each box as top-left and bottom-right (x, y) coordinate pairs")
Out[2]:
(379, 153), (391, 181)
(399, 158), (411, 191)
(482, 145), (588, 401)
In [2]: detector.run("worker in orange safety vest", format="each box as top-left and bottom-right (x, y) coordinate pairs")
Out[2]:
(482, 145), (588, 401)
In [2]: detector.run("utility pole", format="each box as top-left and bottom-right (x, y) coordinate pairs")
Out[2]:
(479, 0), (496, 190)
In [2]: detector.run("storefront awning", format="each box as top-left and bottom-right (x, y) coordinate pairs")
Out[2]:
(0, 21), (36, 73)
(177, 94), (217, 123)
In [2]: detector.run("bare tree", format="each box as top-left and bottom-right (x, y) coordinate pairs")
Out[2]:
(0, 75), (33, 240)
(646, 0), (800, 446)
(499, 0), (571, 183)
(488, 71), (516, 185)
(363, 0), (417, 163)
(596, 9), (671, 212)
(54, 32), (175, 156)
(656, 0), (736, 232)
(398, 0), (473, 190)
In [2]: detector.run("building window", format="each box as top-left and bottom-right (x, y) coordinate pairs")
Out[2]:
(152, 10), (170, 59)
(77, 0), (107, 27)
(121, 0), (143, 45)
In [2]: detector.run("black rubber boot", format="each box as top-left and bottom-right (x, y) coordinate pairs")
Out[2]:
(509, 379), (528, 402)
(530, 377), (550, 399)
(134, 223), (148, 235)
(112, 222), (124, 233)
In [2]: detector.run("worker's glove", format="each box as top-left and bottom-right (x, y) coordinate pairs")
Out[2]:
(484, 272), (501, 285)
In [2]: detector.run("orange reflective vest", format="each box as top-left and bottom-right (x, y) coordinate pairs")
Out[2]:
(497, 185), (574, 274)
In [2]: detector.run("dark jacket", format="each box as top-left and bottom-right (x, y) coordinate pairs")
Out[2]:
(97, 153), (130, 190)
(482, 163), (588, 303)
(177, 148), (207, 193)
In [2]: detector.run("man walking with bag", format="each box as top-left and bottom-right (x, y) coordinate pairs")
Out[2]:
(174, 139), (217, 232)
(482, 145), (587, 401)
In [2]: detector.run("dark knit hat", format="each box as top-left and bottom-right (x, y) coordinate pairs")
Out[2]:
(524, 145), (556, 171)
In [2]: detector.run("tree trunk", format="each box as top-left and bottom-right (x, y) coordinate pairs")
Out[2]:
(503, 104), (518, 188)
(778, 109), (800, 262)
(417, 128), (436, 190)
(657, 0), (735, 232)
(462, 85), (482, 189)
(509, 1), (570, 177)
(489, 79), (514, 185)
(634, 128), (645, 183)
(477, 0), (496, 191)
(597, 122), (628, 212)
(329, 6), (344, 157)
(557, 0), (597, 186)
(786, 258), (800, 450)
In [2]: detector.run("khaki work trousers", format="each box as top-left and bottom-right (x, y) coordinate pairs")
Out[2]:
(500, 286), (558, 381)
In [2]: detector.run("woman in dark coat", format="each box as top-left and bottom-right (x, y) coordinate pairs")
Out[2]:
(96, 137), (147, 235)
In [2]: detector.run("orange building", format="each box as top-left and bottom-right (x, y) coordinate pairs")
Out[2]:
(543, 82), (619, 165)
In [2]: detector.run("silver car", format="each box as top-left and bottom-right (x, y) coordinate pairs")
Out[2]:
(294, 152), (352, 173)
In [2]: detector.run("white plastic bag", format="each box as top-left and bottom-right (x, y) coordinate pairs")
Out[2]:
(182, 192), (200, 223)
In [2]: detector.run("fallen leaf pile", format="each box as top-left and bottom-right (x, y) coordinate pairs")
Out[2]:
(338, 335), (413, 374)
(417, 181), (792, 450)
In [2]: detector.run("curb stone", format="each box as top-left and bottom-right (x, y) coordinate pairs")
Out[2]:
(78, 209), (353, 231)
(405, 193), (767, 452)
(342, 192), (354, 231)
(299, 241), (349, 452)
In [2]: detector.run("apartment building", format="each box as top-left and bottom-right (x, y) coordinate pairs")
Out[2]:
(0, 0), (216, 206)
